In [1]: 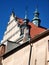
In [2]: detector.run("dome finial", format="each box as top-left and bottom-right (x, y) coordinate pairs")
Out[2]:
(25, 6), (28, 19)
(11, 8), (15, 16)
(23, 6), (29, 23)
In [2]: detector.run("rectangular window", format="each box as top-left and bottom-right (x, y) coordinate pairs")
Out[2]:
(20, 28), (24, 36)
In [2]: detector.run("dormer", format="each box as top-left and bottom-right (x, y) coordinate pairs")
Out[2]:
(23, 11), (30, 42)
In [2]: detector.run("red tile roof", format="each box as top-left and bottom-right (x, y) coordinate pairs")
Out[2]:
(16, 17), (23, 24)
(28, 22), (46, 38)
(17, 17), (46, 38)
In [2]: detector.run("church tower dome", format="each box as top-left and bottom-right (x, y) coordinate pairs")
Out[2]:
(32, 8), (41, 26)
(23, 8), (29, 25)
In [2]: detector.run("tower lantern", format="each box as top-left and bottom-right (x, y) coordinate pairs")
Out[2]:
(32, 8), (41, 26)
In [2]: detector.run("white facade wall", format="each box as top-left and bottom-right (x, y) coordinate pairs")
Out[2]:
(1, 13), (20, 45)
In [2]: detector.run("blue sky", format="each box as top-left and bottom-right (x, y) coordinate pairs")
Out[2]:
(0, 0), (49, 42)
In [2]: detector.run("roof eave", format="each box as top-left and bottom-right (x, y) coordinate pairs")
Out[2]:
(3, 29), (49, 59)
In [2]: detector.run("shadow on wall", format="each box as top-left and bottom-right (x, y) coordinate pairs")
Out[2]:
(0, 57), (3, 65)
(0, 44), (6, 65)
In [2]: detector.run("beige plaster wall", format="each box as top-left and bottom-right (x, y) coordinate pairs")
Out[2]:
(2, 35), (49, 65)
(2, 45), (30, 65)
(31, 35), (49, 65)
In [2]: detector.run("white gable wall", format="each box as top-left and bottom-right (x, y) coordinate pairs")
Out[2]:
(1, 14), (20, 45)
